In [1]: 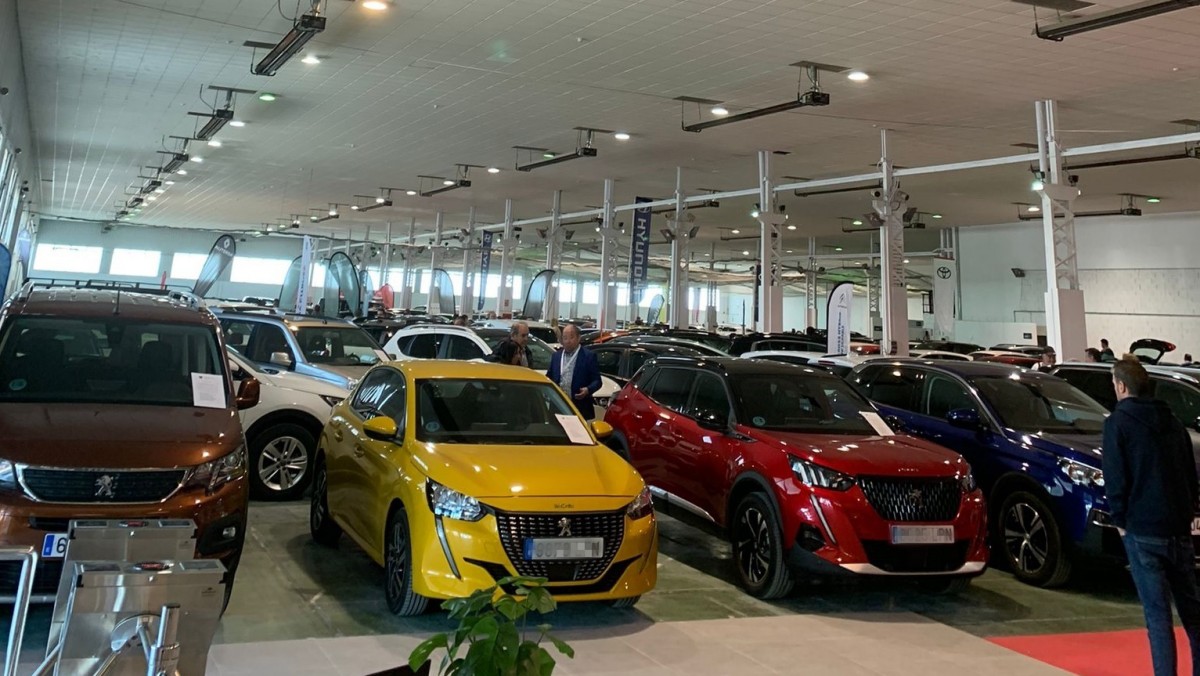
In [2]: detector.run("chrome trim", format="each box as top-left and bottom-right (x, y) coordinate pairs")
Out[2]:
(433, 515), (462, 579)
(648, 486), (717, 523)
(809, 494), (838, 546)
(1088, 508), (1117, 529)
(840, 561), (986, 576)
(14, 464), (188, 505)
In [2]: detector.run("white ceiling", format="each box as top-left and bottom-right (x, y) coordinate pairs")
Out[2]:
(18, 0), (1200, 261)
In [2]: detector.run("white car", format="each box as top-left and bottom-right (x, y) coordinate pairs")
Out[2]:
(472, 319), (562, 348)
(229, 349), (348, 501)
(381, 324), (620, 417)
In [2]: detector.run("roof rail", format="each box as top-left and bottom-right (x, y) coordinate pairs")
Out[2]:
(16, 278), (206, 310)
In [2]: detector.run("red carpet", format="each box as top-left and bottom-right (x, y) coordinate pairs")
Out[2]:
(989, 627), (1193, 675)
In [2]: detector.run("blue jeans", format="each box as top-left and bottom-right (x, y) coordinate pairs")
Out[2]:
(1124, 533), (1200, 676)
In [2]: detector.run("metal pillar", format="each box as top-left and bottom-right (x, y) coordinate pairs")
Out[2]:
(805, 237), (818, 329)
(400, 218), (416, 310)
(498, 200), (515, 317)
(545, 190), (563, 324)
(572, 248), (583, 319)
(874, 130), (909, 356)
(1035, 99), (1086, 360)
(461, 207), (476, 316)
(668, 167), (692, 329)
(755, 151), (785, 333)
(380, 221), (392, 287)
(429, 212), (443, 313)
(598, 179), (618, 331)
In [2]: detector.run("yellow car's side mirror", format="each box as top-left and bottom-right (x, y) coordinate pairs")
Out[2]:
(363, 416), (399, 441)
(590, 420), (613, 440)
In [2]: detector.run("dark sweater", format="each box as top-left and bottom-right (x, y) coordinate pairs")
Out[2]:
(1102, 397), (1198, 536)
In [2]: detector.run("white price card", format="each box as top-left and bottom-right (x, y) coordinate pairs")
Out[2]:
(554, 414), (594, 445)
(191, 373), (227, 409)
(860, 411), (895, 437)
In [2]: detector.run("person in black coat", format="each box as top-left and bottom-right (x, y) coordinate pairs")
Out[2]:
(1103, 356), (1200, 676)
(546, 324), (602, 420)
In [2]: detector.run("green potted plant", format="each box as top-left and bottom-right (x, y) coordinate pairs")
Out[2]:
(407, 576), (575, 676)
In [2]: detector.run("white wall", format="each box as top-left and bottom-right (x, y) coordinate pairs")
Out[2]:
(959, 212), (1200, 358)
(0, 0), (35, 182)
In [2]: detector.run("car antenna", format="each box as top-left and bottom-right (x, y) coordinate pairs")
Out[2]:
(113, 288), (122, 316)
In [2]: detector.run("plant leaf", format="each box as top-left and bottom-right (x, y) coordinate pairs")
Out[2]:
(493, 595), (525, 622)
(408, 634), (447, 672)
(547, 633), (575, 659)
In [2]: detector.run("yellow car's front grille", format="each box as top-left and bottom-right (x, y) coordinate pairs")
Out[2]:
(493, 508), (625, 582)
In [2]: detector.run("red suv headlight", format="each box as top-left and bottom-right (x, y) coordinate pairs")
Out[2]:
(789, 456), (854, 491)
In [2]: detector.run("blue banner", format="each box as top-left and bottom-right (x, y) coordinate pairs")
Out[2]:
(0, 245), (11, 296)
(478, 231), (493, 311)
(628, 197), (652, 307)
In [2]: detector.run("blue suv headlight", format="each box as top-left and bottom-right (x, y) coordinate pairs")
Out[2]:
(1058, 458), (1104, 487)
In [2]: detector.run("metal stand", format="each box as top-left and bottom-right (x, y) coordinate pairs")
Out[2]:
(2, 546), (37, 676)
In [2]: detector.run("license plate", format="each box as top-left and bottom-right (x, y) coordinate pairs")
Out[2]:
(41, 533), (69, 559)
(890, 525), (954, 545)
(1191, 517), (1200, 536)
(523, 537), (604, 561)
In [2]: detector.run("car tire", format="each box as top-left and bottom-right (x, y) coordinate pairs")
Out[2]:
(917, 577), (972, 595)
(249, 423), (315, 501)
(609, 595), (640, 609)
(996, 490), (1072, 588)
(309, 457), (342, 547)
(385, 506), (429, 616)
(731, 492), (794, 599)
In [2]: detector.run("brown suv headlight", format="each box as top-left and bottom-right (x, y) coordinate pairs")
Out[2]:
(187, 446), (247, 492)
(0, 459), (15, 490)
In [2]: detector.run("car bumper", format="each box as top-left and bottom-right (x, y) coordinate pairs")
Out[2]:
(411, 508), (658, 602)
(1083, 508), (1200, 564)
(783, 487), (989, 579)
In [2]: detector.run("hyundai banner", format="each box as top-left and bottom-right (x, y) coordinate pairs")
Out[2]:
(478, 231), (493, 311)
(932, 257), (955, 339)
(191, 234), (236, 297)
(628, 197), (652, 306)
(826, 281), (854, 355)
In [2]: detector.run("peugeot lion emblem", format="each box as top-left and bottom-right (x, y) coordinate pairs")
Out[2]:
(95, 474), (118, 499)
(908, 488), (924, 507)
(557, 517), (573, 538)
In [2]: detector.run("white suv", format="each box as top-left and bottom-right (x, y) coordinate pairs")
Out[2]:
(381, 324), (620, 415)
(229, 348), (347, 501)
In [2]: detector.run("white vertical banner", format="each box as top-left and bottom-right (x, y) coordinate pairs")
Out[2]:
(295, 235), (314, 313)
(826, 281), (853, 355)
(932, 257), (956, 339)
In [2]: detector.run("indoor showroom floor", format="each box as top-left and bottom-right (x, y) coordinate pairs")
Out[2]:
(10, 503), (1167, 675)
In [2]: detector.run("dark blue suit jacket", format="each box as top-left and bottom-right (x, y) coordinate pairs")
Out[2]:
(547, 347), (602, 420)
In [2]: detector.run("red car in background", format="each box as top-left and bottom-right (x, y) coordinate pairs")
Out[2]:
(603, 356), (988, 598)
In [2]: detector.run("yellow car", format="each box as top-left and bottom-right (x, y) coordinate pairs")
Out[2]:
(310, 359), (658, 614)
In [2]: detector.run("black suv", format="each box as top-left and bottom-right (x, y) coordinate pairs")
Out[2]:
(591, 341), (705, 385)
(1049, 363), (1200, 434)
(727, 333), (828, 356)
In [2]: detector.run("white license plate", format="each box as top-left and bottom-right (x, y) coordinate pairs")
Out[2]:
(41, 533), (69, 559)
(523, 537), (604, 561)
(890, 525), (955, 545)
(1191, 517), (1200, 536)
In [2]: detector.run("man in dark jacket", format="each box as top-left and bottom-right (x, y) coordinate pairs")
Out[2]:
(492, 322), (530, 367)
(547, 324), (602, 420)
(1104, 356), (1200, 676)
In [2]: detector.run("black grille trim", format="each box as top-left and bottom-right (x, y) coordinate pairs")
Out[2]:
(466, 557), (637, 595)
(861, 541), (970, 573)
(858, 476), (961, 522)
(492, 508), (625, 582)
(19, 467), (186, 504)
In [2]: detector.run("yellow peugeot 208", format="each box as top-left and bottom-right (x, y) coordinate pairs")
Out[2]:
(310, 360), (657, 614)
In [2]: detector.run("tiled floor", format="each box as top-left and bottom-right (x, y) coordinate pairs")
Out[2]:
(8, 501), (1145, 674)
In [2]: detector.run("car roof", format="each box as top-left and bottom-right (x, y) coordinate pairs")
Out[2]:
(213, 309), (357, 328)
(859, 359), (1034, 378)
(596, 342), (702, 354)
(7, 286), (214, 325)
(395, 323), (477, 334)
(651, 355), (839, 379)
(1055, 361), (1200, 385)
(385, 359), (550, 382)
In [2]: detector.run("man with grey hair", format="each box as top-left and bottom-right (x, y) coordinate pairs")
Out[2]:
(547, 323), (602, 420)
(494, 321), (530, 367)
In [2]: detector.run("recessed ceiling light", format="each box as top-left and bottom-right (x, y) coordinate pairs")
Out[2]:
(931, 213), (942, 219)
(302, 55), (321, 65)
(786, 249), (793, 253)
(176, 169), (187, 175)
(750, 210), (759, 218)
(406, 190), (417, 196)
(329, 207), (338, 216)
(903, 259), (910, 264)
(595, 227), (601, 232)
(258, 93), (277, 101)
(351, 205), (360, 211)
(190, 156), (203, 163)
(711, 105), (729, 116)
(207, 140), (222, 148)
(154, 188), (165, 194)
(543, 152), (556, 159)
(487, 167), (500, 174)
(613, 132), (631, 141)
(731, 228), (740, 234)
(852, 219), (863, 226)
(362, 0), (388, 9)
(164, 180), (176, 185)
(847, 70), (870, 82)
(229, 120), (246, 127)
(1027, 205), (1040, 213)
(442, 179), (455, 186)
(1031, 179), (1044, 191)
(786, 224), (796, 230)
(742, 250), (750, 256)
(834, 246), (843, 252)
(375, 196), (386, 204)
(1147, 197), (1162, 203)
(704, 252), (710, 256)
(146, 195), (157, 202)
(310, 215), (319, 222)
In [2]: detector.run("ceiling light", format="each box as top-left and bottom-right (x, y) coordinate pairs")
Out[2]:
(711, 105), (729, 116)
(749, 210), (759, 218)
(190, 156), (203, 163)
(852, 219), (863, 226)
(362, 0), (388, 9)
(442, 179), (456, 186)
(230, 120), (246, 127)
(613, 132), (631, 141)
(542, 152), (557, 159)
(787, 224), (796, 230)
(834, 247), (843, 252)
(1027, 205), (1041, 213)
(903, 259), (910, 264)
(252, 9), (325, 76)
(164, 180), (175, 185)
(375, 196), (386, 204)
(147, 196), (158, 202)
(207, 140), (222, 147)
(847, 70), (870, 82)
(154, 188), (165, 194)
(742, 250), (750, 256)
(931, 213), (942, 219)
(1031, 179), (1044, 191)
(176, 169), (188, 175)
(329, 207), (338, 216)
(301, 55), (321, 65)
(258, 93), (277, 102)
(786, 249), (793, 253)
(351, 205), (360, 211)
(406, 190), (417, 196)
(487, 166), (501, 174)
(1147, 197), (1162, 203)
(310, 215), (319, 222)
(731, 228), (740, 234)
(704, 252), (711, 256)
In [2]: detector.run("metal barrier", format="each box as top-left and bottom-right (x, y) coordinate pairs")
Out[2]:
(1, 545), (38, 676)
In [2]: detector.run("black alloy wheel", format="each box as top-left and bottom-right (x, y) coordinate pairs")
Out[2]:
(997, 490), (1072, 588)
(309, 457), (342, 547)
(384, 506), (429, 616)
(731, 492), (794, 599)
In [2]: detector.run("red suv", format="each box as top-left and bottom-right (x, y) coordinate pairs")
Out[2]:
(603, 357), (988, 597)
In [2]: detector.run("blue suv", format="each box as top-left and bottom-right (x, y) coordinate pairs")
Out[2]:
(848, 360), (1113, 587)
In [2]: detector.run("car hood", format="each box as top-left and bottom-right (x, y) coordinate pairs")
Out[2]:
(745, 427), (967, 478)
(1016, 430), (1104, 464)
(0, 403), (243, 468)
(259, 369), (351, 396)
(413, 442), (643, 500)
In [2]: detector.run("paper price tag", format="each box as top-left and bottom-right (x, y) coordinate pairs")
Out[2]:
(191, 373), (227, 409)
(554, 414), (594, 445)
(860, 411), (895, 437)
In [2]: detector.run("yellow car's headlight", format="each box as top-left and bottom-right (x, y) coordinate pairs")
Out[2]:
(626, 486), (653, 520)
(426, 479), (485, 522)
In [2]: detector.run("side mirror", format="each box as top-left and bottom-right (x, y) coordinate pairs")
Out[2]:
(388, 353), (399, 360)
(363, 416), (399, 441)
(591, 420), (614, 440)
(696, 410), (730, 432)
(946, 408), (983, 430)
(235, 377), (260, 410)
(270, 351), (293, 368)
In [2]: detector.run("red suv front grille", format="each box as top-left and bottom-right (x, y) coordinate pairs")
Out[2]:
(857, 476), (961, 522)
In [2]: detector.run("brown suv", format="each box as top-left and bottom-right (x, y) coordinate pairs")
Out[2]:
(0, 282), (258, 599)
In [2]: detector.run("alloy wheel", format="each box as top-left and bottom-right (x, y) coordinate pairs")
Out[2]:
(386, 518), (409, 602)
(735, 506), (772, 586)
(311, 467), (328, 531)
(1003, 501), (1049, 575)
(259, 436), (309, 492)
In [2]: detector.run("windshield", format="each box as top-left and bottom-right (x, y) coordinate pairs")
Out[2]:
(294, 326), (384, 366)
(529, 326), (560, 344)
(731, 373), (877, 434)
(972, 374), (1108, 435)
(0, 316), (226, 406)
(415, 378), (586, 444)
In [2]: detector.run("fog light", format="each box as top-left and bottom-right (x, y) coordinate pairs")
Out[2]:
(222, 526), (238, 540)
(798, 524), (826, 552)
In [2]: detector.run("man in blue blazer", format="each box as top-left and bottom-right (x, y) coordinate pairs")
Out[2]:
(547, 324), (603, 420)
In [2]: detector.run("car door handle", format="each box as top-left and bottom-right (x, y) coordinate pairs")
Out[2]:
(330, 423), (343, 442)
(353, 443), (367, 458)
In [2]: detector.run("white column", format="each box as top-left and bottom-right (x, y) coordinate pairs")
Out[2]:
(429, 212), (443, 313)
(755, 150), (785, 333)
(598, 179), (617, 331)
(379, 221), (392, 287)
(875, 130), (909, 356)
(669, 167), (686, 328)
(543, 190), (563, 324)
(400, 217), (416, 309)
(1035, 99), (1086, 360)
(498, 199), (515, 317)
(805, 236), (818, 329)
(461, 207), (476, 315)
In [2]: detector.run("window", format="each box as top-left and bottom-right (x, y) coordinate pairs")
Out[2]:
(445, 335), (485, 361)
(646, 368), (696, 413)
(1055, 369), (1117, 410)
(923, 375), (975, 420)
(32, 244), (103, 274)
(351, 368), (406, 424)
(220, 320), (293, 365)
(687, 374), (730, 420)
(405, 333), (442, 359)
(1155, 380), (1200, 428)
(231, 257), (292, 285)
(731, 373), (875, 434)
(626, 349), (654, 376)
(557, 280), (576, 302)
(170, 253), (208, 280)
(582, 282), (599, 305)
(594, 348), (621, 377)
(109, 249), (162, 277)
(973, 375), (1108, 435)
(857, 366), (923, 411)
(294, 326), (383, 365)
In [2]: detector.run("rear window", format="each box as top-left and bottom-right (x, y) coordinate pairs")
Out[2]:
(0, 316), (225, 406)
